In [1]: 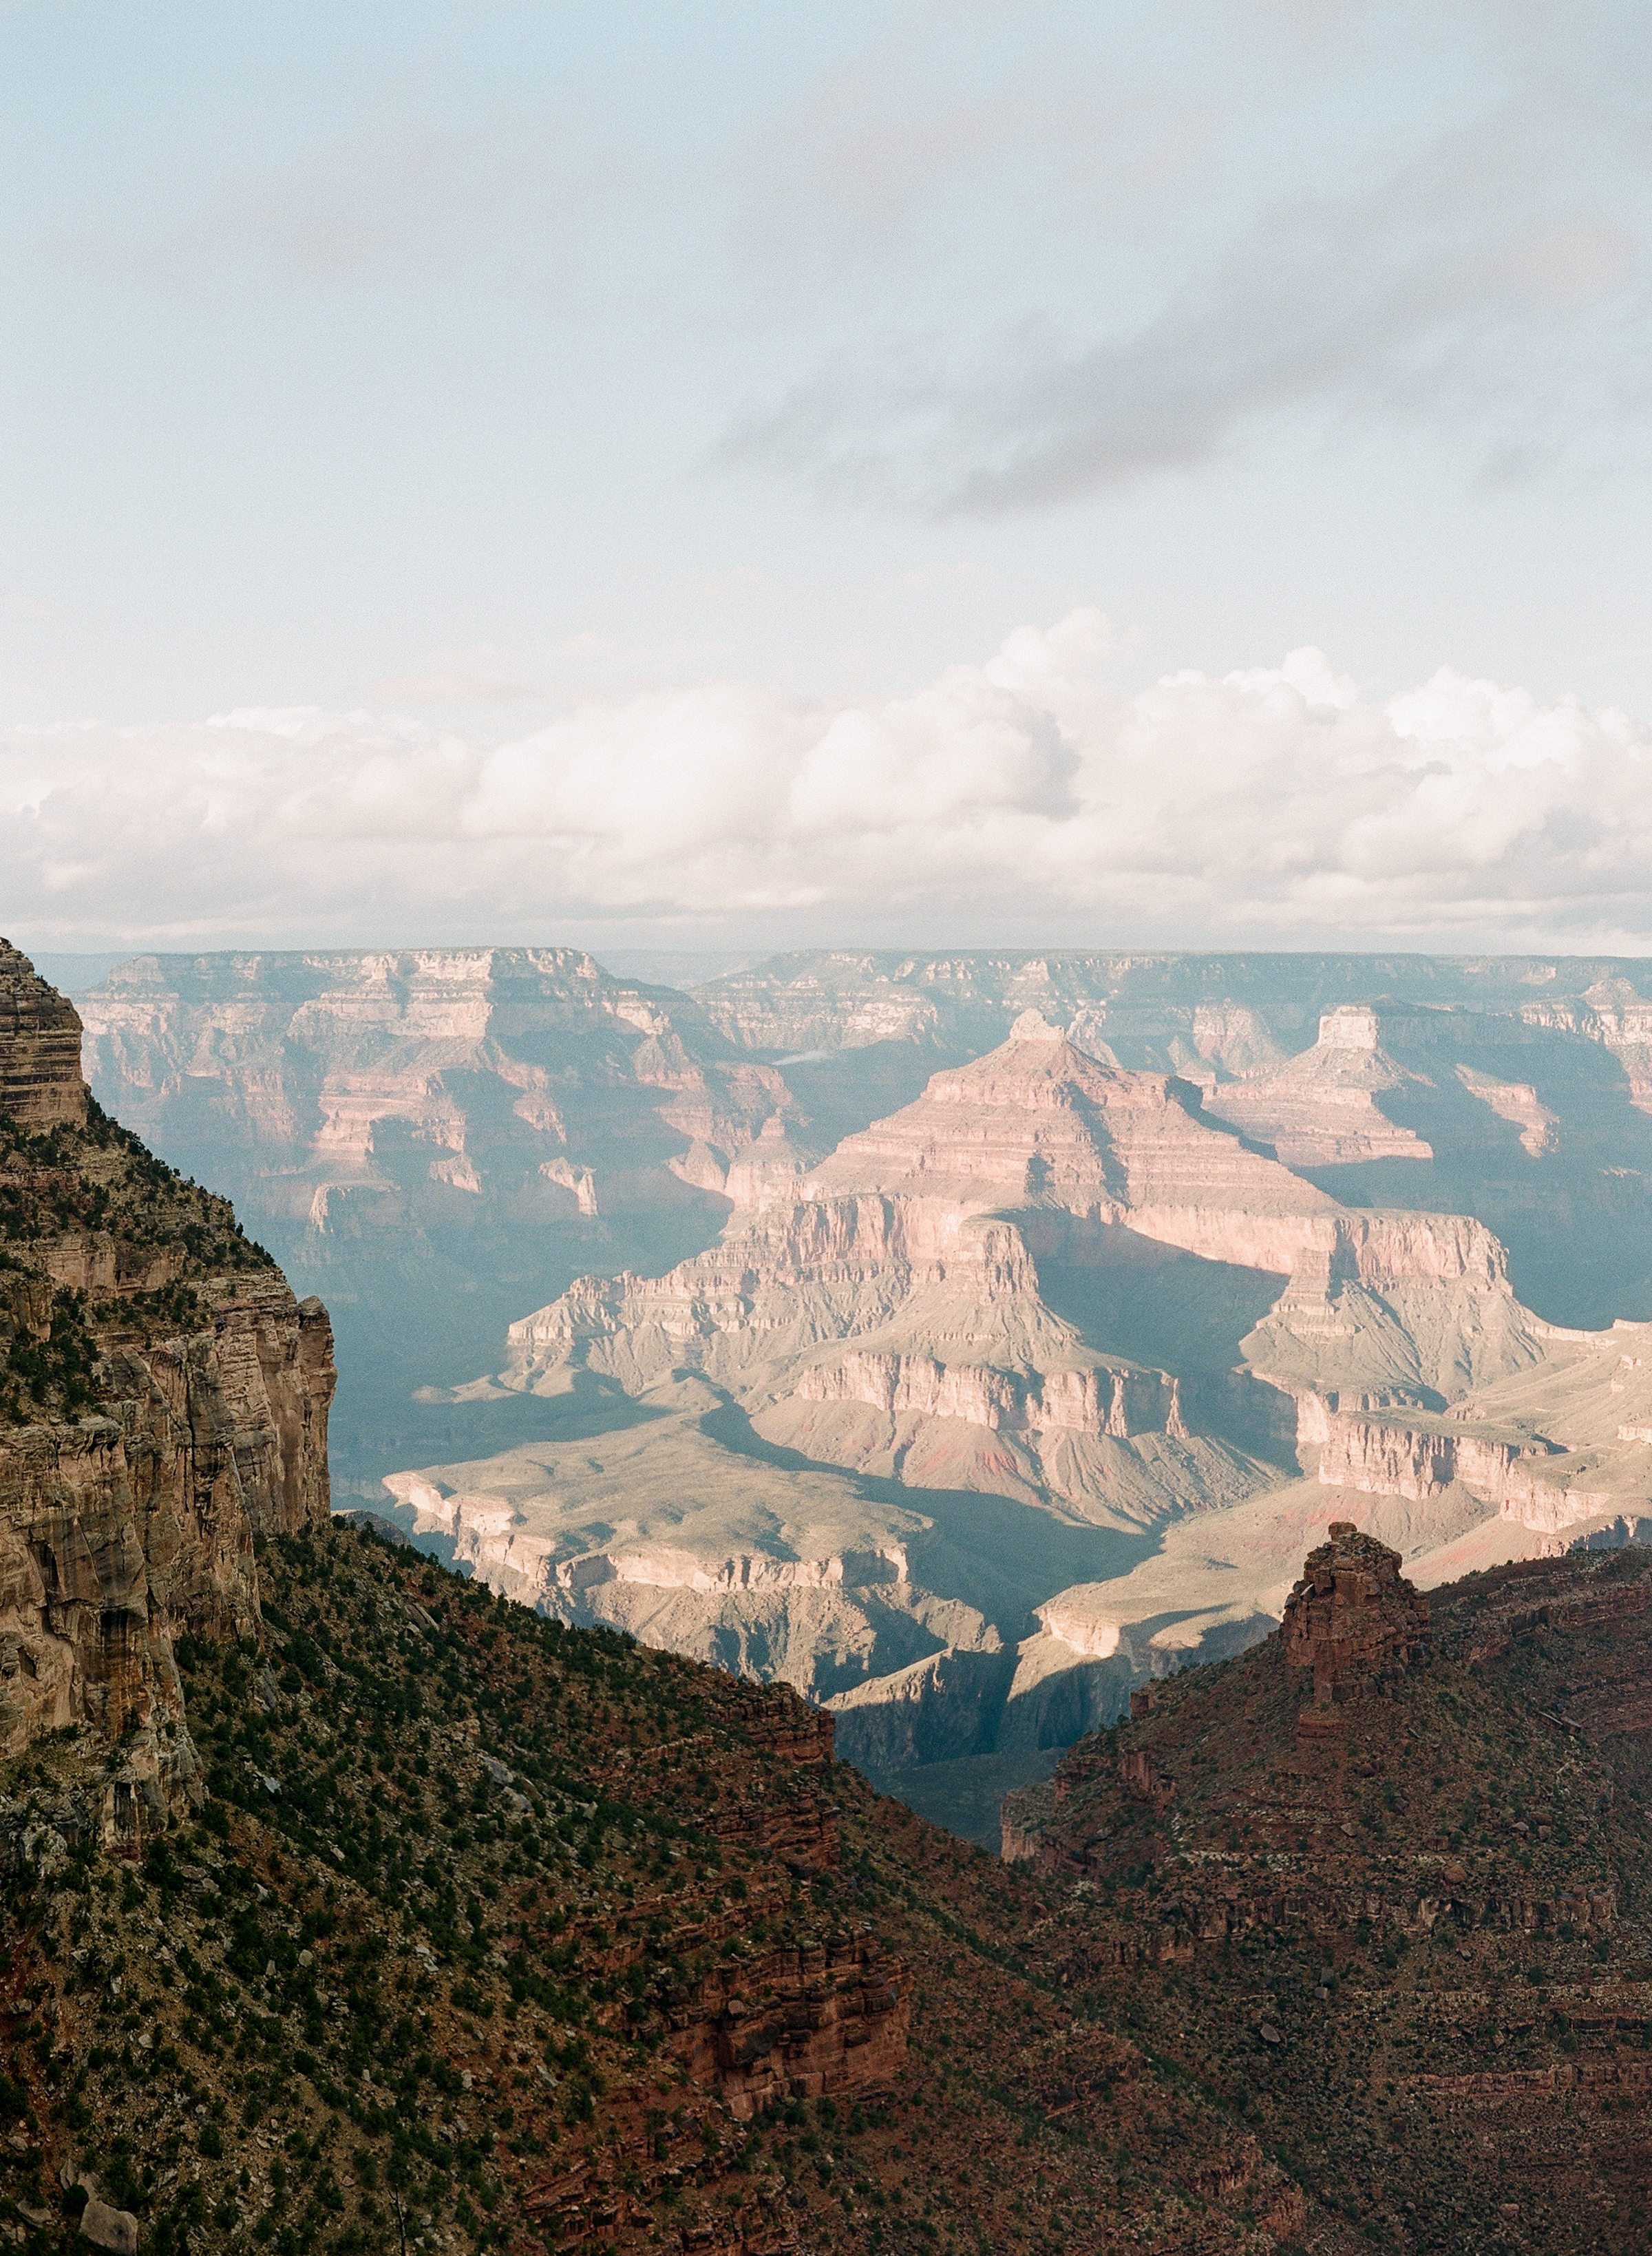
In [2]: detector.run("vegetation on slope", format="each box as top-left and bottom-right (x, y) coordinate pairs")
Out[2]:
(1019, 1552), (1652, 2256)
(0, 1099), (276, 1425)
(0, 1518), (1318, 2256)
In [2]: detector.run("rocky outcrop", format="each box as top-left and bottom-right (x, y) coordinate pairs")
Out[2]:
(1002, 1535), (1625, 1950)
(0, 945), (335, 1855)
(0, 940), (86, 1129)
(1204, 1003), (1439, 1166)
(792, 1348), (1185, 1441)
(1311, 1402), (1631, 1534)
(0, 1284), (333, 1740)
(668, 1932), (910, 2118)
(988, 1542), (1652, 2254)
(1280, 1521), (1430, 1710)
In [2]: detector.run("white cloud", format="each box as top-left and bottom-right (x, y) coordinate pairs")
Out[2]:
(6, 611), (1652, 952)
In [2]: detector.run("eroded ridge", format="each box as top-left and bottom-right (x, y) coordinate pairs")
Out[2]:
(1003, 1539), (1652, 2252)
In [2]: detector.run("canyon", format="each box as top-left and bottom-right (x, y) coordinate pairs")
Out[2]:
(0, 944), (1392, 2253)
(74, 947), (1652, 1840)
(13, 938), (1652, 2248)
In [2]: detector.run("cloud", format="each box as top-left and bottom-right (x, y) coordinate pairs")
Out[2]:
(720, 14), (1652, 512)
(7, 612), (1652, 954)
(73, 116), (606, 298)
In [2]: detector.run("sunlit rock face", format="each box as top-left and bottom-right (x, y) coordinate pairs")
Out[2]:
(399, 1011), (1582, 1839)
(1280, 1521), (1431, 1709)
(77, 945), (792, 1238)
(76, 944), (1652, 1843)
(75, 946), (821, 1493)
(0, 942), (334, 1859)
(0, 939), (87, 1129)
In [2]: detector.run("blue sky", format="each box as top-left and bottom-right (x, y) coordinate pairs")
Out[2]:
(5, 2), (1652, 952)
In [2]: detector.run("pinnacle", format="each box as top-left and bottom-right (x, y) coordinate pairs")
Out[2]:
(1282, 1520), (1430, 1718)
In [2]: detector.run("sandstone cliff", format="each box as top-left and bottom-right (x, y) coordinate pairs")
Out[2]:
(0, 942), (334, 1857)
(500, 1015), (1543, 1491)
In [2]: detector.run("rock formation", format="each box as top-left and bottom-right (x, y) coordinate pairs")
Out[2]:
(75, 943), (1652, 1838)
(76, 946), (797, 1241)
(0, 1511), (1331, 2256)
(75, 947), (887, 1497)
(0, 939), (86, 1128)
(0, 942), (335, 1857)
(379, 1014), (1570, 1837)
(1279, 1521), (1431, 1709)
(997, 1537), (1652, 2253)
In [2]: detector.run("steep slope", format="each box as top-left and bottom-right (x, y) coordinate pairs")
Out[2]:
(1206, 995), (1652, 1328)
(1003, 1526), (1652, 2255)
(0, 946), (1325, 2255)
(508, 1014), (1544, 1442)
(0, 940), (335, 1844)
(1, 1511), (1338, 2256)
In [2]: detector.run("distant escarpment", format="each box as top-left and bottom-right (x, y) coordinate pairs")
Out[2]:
(0, 942), (334, 1862)
(386, 1015), (1568, 1840)
(75, 945), (910, 1495)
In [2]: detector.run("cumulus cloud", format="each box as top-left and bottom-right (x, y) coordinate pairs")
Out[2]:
(6, 612), (1652, 953)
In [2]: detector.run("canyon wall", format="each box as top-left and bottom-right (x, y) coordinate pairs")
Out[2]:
(74, 945), (1652, 1840)
(0, 942), (335, 1856)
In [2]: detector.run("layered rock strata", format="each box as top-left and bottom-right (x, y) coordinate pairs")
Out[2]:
(388, 1017), (1567, 1828)
(0, 942), (335, 1857)
(1279, 1521), (1432, 1711)
(0, 942), (86, 1129)
(997, 1541), (1652, 2251)
(507, 1015), (1537, 1430)
(2, 1512), (1351, 2256)
(76, 946), (800, 1243)
(1300, 1318), (1652, 1539)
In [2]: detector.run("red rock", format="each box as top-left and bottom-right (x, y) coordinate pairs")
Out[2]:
(1280, 1521), (1430, 1710)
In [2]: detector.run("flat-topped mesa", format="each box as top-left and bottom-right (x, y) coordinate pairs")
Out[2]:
(0, 937), (87, 1128)
(1281, 1521), (1430, 1713)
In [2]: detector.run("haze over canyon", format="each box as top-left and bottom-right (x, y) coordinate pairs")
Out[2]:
(72, 942), (1652, 1840)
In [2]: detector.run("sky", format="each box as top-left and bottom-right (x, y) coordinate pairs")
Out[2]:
(5, 0), (1652, 956)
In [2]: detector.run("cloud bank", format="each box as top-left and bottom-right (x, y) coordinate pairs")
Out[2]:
(6, 611), (1652, 954)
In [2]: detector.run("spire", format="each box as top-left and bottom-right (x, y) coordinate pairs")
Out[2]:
(1282, 1521), (1430, 1719)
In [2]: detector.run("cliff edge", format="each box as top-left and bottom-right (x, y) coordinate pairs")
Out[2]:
(0, 940), (334, 1859)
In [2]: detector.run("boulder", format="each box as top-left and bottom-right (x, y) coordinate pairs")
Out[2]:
(79, 2195), (139, 2254)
